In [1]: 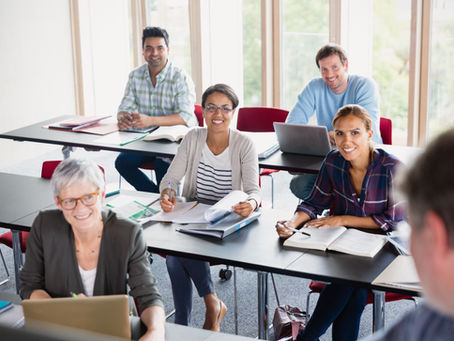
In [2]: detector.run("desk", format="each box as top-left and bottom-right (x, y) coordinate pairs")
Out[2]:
(1, 173), (420, 339)
(0, 115), (422, 173)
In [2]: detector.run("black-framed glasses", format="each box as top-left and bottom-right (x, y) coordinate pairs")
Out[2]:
(57, 189), (99, 210)
(204, 105), (233, 114)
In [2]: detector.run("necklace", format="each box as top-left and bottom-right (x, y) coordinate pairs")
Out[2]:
(75, 229), (102, 254)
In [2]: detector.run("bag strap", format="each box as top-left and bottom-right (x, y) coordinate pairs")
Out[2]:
(270, 273), (281, 307)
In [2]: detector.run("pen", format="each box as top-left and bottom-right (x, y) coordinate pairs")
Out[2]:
(277, 223), (311, 237)
(70, 291), (78, 298)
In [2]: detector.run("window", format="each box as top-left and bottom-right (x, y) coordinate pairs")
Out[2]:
(372, 0), (411, 145)
(427, 0), (454, 141)
(281, 0), (329, 111)
(145, 0), (192, 75)
(242, 0), (262, 106)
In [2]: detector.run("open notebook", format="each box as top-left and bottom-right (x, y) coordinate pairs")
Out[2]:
(283, 226), (387, 258)
(22, 295), (131, 340)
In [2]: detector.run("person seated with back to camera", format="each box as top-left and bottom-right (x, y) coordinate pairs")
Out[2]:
(275, 104), (405, 341)
(20, 158), (165, 341)
(159, 83), (261, 331)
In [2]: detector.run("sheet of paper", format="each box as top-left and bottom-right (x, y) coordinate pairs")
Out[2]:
(95, 131), (148, 145)
(373, 255), (421, 286)
(148, 201), (202, 222)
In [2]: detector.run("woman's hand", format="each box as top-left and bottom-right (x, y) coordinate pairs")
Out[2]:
(304, 215), (344, 228)
(232, 200), (256, 217)
(160, 192), (176, 212)
(138, 329), (165, 341)
(275, 220), (295, 239)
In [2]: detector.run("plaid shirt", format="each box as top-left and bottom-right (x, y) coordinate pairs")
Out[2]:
(118, 61), (197, 126)
(296, 148), (405, 232)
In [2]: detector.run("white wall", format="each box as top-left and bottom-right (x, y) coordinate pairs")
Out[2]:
(0, 0), (76, 168)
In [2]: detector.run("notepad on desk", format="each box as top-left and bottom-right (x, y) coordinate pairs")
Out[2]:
(46, 115), (117, 135)
(372, 255), (422, 292)
(142, 125), (190, 142)
(283, 226), (387, 258)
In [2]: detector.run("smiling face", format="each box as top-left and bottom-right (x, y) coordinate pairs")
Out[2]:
(55, 180), (105, 233)
(142, 37), (169, 70)
(334, 114), (373, 162)
(319, 54), (349, 94)
(203, 92), (234, 134)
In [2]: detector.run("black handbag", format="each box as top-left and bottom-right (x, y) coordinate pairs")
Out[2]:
(271, 274), (307, 341)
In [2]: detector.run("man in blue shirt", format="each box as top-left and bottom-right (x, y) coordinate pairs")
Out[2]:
(286, 44), (382, 200)
(363, 128), (454, 341)
(115, 26), (196, 193)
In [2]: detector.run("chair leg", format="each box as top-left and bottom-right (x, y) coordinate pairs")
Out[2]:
(305, 291), (318, 320)
(0, 248), (10, 286)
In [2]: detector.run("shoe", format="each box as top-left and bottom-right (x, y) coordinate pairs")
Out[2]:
(212, 300), (227, 332)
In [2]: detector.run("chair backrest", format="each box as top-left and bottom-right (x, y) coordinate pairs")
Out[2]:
(41, 160), (105, 180)
(236, 107), (289, 132)
(194, 104), (203, 127)
(380, 117), (392, 145)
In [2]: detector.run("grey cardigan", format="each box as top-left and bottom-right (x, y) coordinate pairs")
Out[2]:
(160, 127), (261, 206)
(20, 209), (164, 314)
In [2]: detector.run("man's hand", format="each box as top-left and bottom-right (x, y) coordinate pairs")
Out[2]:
(131, 112), (153, 129)
(117, 111), (133, 130)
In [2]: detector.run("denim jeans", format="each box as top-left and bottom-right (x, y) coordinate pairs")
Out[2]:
(115, 152), (170, 193)
(290, 173), (318, 200)
(297, 283), (368, 341)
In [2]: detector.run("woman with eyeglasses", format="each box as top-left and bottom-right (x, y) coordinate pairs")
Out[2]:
(20, 158), (165, 341)
(159, 83), (261, 331)
(275, 105), (405, 341)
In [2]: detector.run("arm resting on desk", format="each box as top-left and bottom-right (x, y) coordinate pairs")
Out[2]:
(139, 305), (166, 341)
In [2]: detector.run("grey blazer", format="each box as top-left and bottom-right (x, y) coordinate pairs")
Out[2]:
(160, 127), (261, 206)
(20, 209), (163, 314)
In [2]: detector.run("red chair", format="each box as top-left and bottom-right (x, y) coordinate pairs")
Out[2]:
(380, 117), (392, 145)
(137, 104), (204, 183)
(236, 107), (289, 208)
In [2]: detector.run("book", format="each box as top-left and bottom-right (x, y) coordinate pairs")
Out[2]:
(47, 115), (112, 132)
(176, 209), (262, 239)
(120, 125), (158, 134)
(142, 125), (190, 142)
(242, 132), (280, 159)
(105, 193), (161, 224)
(283, 226), (388, 258)
(0, 300), (13, 314)
(149, 190), (249, 224)
(372, 255), (422, 292)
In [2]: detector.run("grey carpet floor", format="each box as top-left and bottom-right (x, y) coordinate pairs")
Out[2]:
(0, 146), (420, 340)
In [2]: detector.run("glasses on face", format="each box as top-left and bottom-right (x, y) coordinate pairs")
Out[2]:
(57, 189), (99, 210)
(204, 105), (233, 114)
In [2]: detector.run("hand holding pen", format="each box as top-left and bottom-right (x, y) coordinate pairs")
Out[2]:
(275, 221), (311, 238)
(160, 182), (177, 212)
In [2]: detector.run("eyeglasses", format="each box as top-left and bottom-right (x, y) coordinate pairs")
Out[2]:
(57, 189), (99, 210)
(204, 105), (233, 114)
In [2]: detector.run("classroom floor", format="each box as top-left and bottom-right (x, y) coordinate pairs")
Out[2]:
(0, 145), (419, 340)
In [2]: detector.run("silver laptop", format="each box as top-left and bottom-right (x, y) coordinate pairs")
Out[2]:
(273, 122), (332, 157)
(22, 295), (131, 340)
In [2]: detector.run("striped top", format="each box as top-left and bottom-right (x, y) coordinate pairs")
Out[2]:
(296, 148), (405, 232)
(196, 144), (232, 204)
(118, 61), (197, 126)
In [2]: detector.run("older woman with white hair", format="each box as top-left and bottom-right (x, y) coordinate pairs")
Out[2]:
(20, 158), (165, 341)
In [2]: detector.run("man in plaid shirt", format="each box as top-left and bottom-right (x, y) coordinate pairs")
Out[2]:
(116, 26), (197, 193)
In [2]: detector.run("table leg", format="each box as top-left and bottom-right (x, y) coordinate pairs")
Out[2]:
(62, 145), (73, 159)
(11, 230), (24, 294)
(257, 271), (269, 340)
(234, 267), (238, 335)
(372, 290), (385, 331)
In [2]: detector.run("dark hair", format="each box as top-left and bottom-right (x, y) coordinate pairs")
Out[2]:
(201, 84), (239, 110)
(315, 43), (348, 68)
(332, 104), (372, 132)
(399, 128), (454, 247)
(142, 26), (169, 48)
